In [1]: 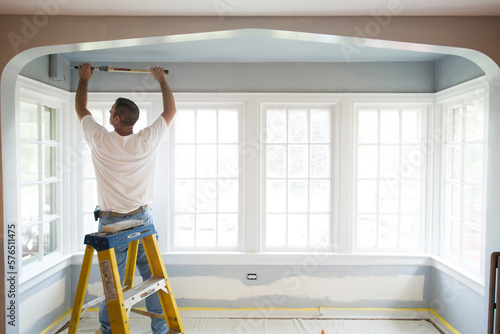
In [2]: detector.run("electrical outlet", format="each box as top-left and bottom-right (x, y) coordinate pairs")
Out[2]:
(246, 273), (258, 280)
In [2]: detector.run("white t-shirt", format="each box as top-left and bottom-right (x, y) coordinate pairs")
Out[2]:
(82, 115), (169, 213)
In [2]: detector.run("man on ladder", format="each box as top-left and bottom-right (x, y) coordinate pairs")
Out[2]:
(75, 63), (176, 334)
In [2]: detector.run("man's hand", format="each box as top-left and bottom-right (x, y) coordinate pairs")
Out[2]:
(150, 66), (167, 84)
(78, 63), (93, 82)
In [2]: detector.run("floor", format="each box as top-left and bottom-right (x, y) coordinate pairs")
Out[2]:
(52, 313), (445, 334)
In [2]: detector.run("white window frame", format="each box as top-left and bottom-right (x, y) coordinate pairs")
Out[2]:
(16, 76), (71, 284)
(434, 78), (489, 279)
(351, 98), (433, 253)
(260, 100), (339, 252)
(168, 101), (245, 251)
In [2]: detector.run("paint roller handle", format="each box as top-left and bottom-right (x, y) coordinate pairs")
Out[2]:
(72, 66), (169, 74)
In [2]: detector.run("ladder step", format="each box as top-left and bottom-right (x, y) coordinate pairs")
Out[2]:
(123, 276), (168, 309)
(167, 330), (182, 334)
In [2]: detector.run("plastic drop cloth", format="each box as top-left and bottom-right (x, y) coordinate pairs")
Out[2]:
(182, 318), (442, 334)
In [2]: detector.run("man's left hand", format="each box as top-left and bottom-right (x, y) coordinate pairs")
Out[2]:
(78, 63), (93, 82)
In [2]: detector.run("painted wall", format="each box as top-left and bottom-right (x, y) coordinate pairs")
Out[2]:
(430, 269), (484, 334)
(1, 15), (500, 334)
(19, 268), (71, 334)
(20, 56), (484, 94)
(72, 263), (431, 309)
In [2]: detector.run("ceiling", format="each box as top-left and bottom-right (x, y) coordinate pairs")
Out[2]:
(1, 0), (499, 16)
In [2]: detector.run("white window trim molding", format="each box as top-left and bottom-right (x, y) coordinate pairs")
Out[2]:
(434, 76), (489, 283)
(16, 76), (71, 283)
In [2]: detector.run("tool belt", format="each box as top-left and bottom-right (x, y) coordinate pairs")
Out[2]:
(94, 205), (150, 221)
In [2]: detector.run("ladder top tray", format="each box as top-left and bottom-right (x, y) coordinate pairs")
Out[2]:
(84, 224), (156, 251)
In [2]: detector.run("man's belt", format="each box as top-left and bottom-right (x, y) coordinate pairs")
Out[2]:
(95, 205), (150, 220)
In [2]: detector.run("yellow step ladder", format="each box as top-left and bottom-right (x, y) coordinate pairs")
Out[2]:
(68, 224), (184, 334)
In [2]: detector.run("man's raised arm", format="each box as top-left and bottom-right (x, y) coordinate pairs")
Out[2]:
(75, 63), (93, 122)
(150, 66), (176, 127)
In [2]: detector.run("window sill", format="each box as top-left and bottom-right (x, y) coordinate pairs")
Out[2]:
(20, 252), (73, 294)
(430, 255), (484, 295)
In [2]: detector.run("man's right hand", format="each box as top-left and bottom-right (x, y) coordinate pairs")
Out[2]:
(78, 63), (93, 82)
(150, 66), (167, 84)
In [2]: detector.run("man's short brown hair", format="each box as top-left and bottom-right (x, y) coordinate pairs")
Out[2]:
(114, 97), (139, 126)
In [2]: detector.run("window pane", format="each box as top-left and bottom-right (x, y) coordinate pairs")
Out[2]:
(379, 180), (399, 214)
(447, 106), (462, 143)
(379, 145), (400, 179)
(358, 110), (378, 143)
(464, 144), (483, 182)
(402, 110), (421, 143)
(43, 106), (56, 141)
(175, 180), (195, 213)
(266, 145), (286, 178)
(464, 185), (482, 226)
(196, 145), (217, 178)
(309, 214), (329, 247)
(357, 215), (376, 248)
(401, 215), (419, 248)
(358, 146), (378, 178)
(218, 110), (238, 143)
(445, 221), (460, 256)
(83, 180), (97, 213)
(43, 220), (58, 255)
(310, 110), (329, 143)
(267, 110), (287, 143)
(44, 183), (57, 216)
(288, 110), (308, 143)
(20, 101), (38, 140)
(196, 180), (217, 213)
(401, 146), (421, 178)
(218, 214), (238, 247)
(218, 145), (239, 178)
(288, 145), (308, 178)
(266, 214), (286, 247)
(83, 214), (97, 235)
(465, 101), (484, 142)
(82, 145), (95, 178)
(22, 226), (39, 262)
(463, 226), (481, 265)
(175, 145), (195, 178)
(445, 146), (461, 181)
(288, 214), (308, 247)
(357, 180), (377, 213)
(380, 110), (399, 143)
(401, 181), (420, 214)
(21, 185), (39, 224)
(44, 146), (57, 178)
(134, 107), (148, 133)
(379, 215), (398, 248)
(288, 180), (308, 212)
(310, 145), (329, 178)
(175, 214), (194, 246)
(196, 214), (216, 246)
(196, 110), (217, 143)
(218, 179), (238, 212)
(445, 184), (460, 219)
(267, 180), (286, 213)
(175, 110), (195, 143)
(310, 180), (330, 212)
(20, 143), (39, 182)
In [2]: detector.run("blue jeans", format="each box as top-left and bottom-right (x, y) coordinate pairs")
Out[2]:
(97, 207), (168, 334)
